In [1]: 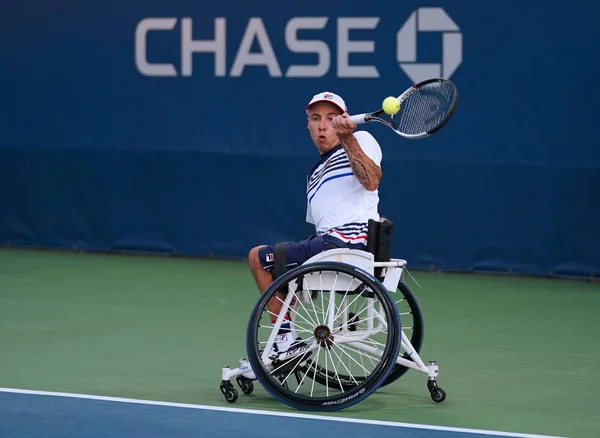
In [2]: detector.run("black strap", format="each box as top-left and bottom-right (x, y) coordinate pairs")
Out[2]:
(375, 219), (394, 263)
(273, 242), (291, 280)
(366, 219), (380, 257)
(368, 218), (394, 279)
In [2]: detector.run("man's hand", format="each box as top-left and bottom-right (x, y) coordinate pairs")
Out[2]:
(332, 113), (356, 141)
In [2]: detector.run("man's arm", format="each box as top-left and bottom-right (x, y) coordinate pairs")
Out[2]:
(333, 114), (382, 191)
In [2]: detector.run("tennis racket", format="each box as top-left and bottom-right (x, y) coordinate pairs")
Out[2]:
(348, 78), (458, 139)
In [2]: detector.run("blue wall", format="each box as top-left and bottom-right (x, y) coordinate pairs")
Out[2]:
(1, 0), (599, 278)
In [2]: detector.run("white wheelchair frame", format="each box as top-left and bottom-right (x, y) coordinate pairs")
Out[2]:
(220, 248), (444, 407)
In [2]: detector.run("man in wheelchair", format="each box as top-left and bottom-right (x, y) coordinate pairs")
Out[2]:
(221, 93), (445, 410)
(247, 91), (386, 359)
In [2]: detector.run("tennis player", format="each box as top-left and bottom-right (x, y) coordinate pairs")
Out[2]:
(247, 91), (383, 356)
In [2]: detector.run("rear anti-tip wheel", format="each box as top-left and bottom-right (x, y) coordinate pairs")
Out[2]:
(427, 380), (446, 403)
(430, 387), (446, 403)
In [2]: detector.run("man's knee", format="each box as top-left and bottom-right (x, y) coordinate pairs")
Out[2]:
(248, 245), (265, 270)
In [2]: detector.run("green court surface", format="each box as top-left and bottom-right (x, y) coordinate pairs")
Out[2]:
(1, 248), (598, 437)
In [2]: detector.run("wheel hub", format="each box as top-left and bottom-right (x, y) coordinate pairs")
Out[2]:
(313, 324), (334, 348)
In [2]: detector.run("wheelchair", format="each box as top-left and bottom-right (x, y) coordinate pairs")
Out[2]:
(219, 219), (446, 411)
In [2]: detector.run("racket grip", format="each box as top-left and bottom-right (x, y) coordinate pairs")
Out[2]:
(349, 114), (367, 125)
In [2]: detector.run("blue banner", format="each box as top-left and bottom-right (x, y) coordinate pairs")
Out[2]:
(1, 0), (599, 277)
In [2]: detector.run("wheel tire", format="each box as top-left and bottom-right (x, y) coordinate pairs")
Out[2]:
(241, 381), (254, 395)
(225, 388), (238, 403)
(236, 376), (255, 395)
(431, 387), (446, 403)
(380, 281), (425, 386)
(246, 262), (401, 411)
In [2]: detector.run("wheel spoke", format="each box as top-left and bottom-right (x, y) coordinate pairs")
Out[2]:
(327, 344), (360, 386)
(330, 342), (378, 375)
(324, 345), (346, 392)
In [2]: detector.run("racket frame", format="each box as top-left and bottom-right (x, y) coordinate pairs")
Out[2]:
(349, 78), (458, 139)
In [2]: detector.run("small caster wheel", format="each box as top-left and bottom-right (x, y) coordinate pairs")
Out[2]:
(219, 380), (239, 403)
(236, 376), (254, 395)
(430, 387), (446, 403)
(224, 387), (238, 403)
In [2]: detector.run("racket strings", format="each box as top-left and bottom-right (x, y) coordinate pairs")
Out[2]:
(394, 82), (456, 135)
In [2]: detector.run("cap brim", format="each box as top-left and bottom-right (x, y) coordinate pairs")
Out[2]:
(306, 100), (346, 114)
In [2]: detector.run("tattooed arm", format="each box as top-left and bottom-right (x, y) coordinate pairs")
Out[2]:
(333, 113), (382, 191)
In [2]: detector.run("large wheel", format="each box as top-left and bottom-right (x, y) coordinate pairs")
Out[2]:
(380, 280), (424, 386)
(246, 262), (401, 411)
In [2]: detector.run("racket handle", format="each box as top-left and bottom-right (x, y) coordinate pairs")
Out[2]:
(349, 114), (367, 125)
(332, 113), (368, 128)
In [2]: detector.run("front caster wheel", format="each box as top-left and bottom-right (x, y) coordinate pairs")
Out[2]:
(220, 381), (239, 403)
(236, 376), (254, 395)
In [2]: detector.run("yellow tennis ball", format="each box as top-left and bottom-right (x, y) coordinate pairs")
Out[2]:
(382, 96), (400, 115)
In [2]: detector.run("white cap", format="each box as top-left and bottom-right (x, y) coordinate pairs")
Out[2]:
(306, 91), (347, 114)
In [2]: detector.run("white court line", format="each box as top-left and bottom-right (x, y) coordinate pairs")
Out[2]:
(0, 387), (567, 438)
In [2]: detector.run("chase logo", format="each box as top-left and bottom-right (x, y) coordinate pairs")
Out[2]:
(396, 8), (462, 83)
(135, 9), (462, 81)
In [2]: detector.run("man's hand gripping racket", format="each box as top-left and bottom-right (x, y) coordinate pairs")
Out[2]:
(341, 78), (459, 139)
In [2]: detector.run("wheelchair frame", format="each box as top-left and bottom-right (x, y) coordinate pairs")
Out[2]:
(219, 248), (446, 409)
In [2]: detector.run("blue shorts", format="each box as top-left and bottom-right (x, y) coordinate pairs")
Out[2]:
(258, 234), (366, 276)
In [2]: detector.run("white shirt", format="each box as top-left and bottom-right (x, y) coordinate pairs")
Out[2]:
(306, 130), (382, 246)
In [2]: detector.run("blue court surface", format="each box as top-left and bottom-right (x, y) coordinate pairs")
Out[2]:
(0, 388), (566, 438)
